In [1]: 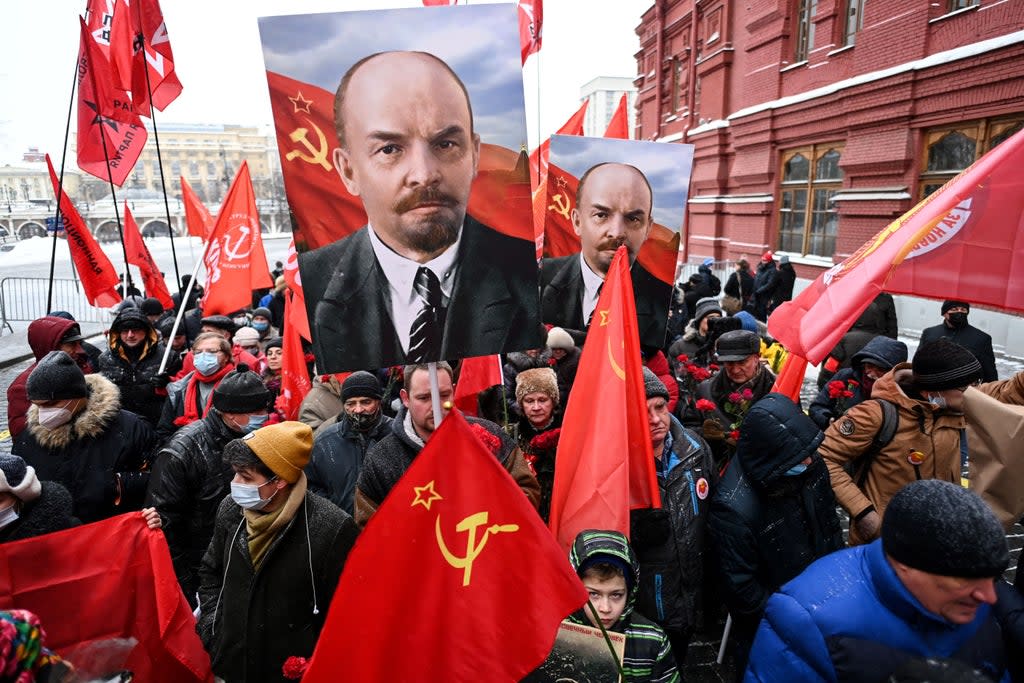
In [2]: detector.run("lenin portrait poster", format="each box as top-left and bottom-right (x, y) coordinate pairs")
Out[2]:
(259, 4), (541, 372)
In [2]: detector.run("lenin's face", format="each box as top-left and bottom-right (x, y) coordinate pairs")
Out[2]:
(335, 52), (480, 263)
(572, 163), (653, 277)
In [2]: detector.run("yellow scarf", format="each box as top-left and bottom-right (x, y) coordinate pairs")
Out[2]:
(244, 473), (307, 570)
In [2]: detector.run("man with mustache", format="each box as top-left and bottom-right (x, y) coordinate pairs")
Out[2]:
(540, 162), (672, 350)
(300, 50), (538, 371)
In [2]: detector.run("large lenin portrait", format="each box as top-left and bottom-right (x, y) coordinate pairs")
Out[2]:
(259, 5), (540, 372)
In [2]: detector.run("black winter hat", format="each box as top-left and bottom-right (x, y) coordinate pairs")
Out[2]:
(342, 371), (382, 401)
(693, 297), (724, 326)
(715, 330), (760, 362)
(212, 363), (271, 413)
(851, 336), (908, 371)
(252, 307), (273, 320)
(263, 336), (283, 351)
(941, 300), (970, 315)
(140, 297), (164, 317)
(912, 339), (982, 391)
(110, 307), (151, 333)
(201, 315), (238, 335)
(157, 316), (183, 340)
(0, 454), (41, 502)
(642, 367), (669, 401)
(882, 480), (1008, 578)
(27, 351), (89, 401)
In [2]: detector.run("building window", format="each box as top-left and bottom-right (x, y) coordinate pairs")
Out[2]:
(918, 116), (1024, 199)
(207, 161), (217, 176)
(189, 161), (199, 177)
(171, 161), (181, 176)
(778, 144), (843, 257)
(948, 0), (978, 9)
(844, 0), (865, 46)
(670, 57), (682, 112)
(794, 0), (817, 62)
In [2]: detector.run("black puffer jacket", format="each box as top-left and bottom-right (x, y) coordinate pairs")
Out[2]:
(12, 374), (154, 523)
(98, 307), (168, 426)
(306, 414), (393, 515)
(633, 417), (716, 636)
(708, 393), (843, 637)
(145, 409), (243, 603)
(0, 481), (79, 543)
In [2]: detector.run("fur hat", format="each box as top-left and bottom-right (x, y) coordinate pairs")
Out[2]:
(233, 327), (261, 346)
(715, 330), (760, 362)
(642, 367), (669, 401)
(912, 339), (982, 391)
(882, 480), (1008, 578)
(0, 454), (41, 503)
(941, 300), (970, 315)
(342, 371), (382, 401)
(241, 421), (312, 484)
(546, 327), (575, 351)
(212, 363), (271, 413)
(26, 351), (88, 401)
(515, 367), (559, 405)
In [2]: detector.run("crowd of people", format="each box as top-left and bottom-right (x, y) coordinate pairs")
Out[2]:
(1, 259), (1022, 682)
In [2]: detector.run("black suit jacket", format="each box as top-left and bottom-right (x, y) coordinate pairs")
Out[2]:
(300, 216), (540, 371)
(540, 254), (672, 351)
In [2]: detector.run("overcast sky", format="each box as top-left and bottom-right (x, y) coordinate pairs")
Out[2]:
(0, 0), (651, 166)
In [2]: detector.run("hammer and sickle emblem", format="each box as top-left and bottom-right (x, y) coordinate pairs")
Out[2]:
(548, 193), (571, 219)
(223, 225), (252, 262)
(286, 118), (333, 172)
(435, 511), (519, 587)
(607, 336), (626, 381)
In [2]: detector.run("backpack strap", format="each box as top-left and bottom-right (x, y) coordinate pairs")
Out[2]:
(853, 398), (898, 488)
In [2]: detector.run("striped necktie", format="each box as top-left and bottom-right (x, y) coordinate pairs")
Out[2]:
(408, 266), (443, 362)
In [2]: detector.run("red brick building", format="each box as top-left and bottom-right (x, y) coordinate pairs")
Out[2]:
(634, 0), (1024, 276)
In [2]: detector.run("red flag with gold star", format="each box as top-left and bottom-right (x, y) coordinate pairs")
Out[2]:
(548, 246), (661, 551)
(303, 410), (586, 682)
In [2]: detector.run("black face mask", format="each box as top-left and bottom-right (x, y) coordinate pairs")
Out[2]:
(348, 408), (381, 432)
(947, 312), (968, 329)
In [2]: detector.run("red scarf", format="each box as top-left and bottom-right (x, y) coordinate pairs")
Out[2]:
(173, 362), (236, 427)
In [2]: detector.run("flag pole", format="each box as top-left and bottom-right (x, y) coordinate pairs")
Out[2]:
(134, 0), (182, 288)
(47, 60), (81, 314)
(428, 361), (444, 428)
(585, 602), (627, 679)
(157, 254), (204, 375)
(97, 133), (134, 295)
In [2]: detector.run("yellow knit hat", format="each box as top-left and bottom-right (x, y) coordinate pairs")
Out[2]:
(241, 421), (312, 484)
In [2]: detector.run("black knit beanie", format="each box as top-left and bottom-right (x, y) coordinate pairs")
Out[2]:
(263, 337), (283, 351)
(912, 339), (982, 391)
(882, 480), (1008, 578)
(941, 300), (970, 315)
(26, 351), (89, 401)
(642, 367), (669, 401)
(342, 371), (382, 401)
(213, 363), (271, 413)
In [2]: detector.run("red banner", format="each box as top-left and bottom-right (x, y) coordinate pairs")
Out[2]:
(529, 100), (587, 188)
(276, 290), (312, 420)
(603, 94), (629, 139)
(0, 514), (213, 682)
(180, 176), (214, 239)
(519, 0), (543, 63)
(201, 162), (273, 315)
(76, 15), (147, 186)
(453, 355), (503, 417)
(769, 127), (1024, 364)
(123, 204), (173, 308)
(110, 0), (182, 116)
(46, 155), (122, 308)
(282, 238), (311, 342)
(304, 410), (586, 682)
(549, 246), (661, 550)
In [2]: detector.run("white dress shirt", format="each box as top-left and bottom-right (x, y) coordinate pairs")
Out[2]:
(579, 254), (606, 324)
(368, 224), (461, 354)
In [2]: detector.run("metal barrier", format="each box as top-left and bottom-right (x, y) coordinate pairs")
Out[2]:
(0, 277), (109, 334)
(675, 259), (736, 289)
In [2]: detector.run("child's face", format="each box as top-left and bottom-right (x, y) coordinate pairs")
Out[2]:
(582, 572), (627, 629)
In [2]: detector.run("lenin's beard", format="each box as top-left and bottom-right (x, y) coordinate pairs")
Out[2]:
(393, 187), (463, 254)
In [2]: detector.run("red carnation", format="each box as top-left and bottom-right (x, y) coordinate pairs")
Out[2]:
(728, 391), (742, 404)
(728, 429), (740, 441)
(848, 379), (860, 387)
(547, 357), (558, 367)
(529, 428), (562, 451)
(676, 353), (689, 363)
(709, 363), (720, 372)
(695, 398), (717, 412)
(283, 656), (309, 680)
(827, 380), (846, 399)
(842, 390), (855, 398)
(741, 388), (754, 401)
(469, 423), (502, 454)
(523, 452), (538, 476)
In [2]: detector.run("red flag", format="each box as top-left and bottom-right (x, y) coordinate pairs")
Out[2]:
(0, 513), (213, 682)
(181, 176), (214, 239)
(283, 238), (311, 342)
(123, 203), (173, 308)
(266, 71), (535, 249)
(76, 16), (148, 186)
(110, 0), (182, 116)
(454, 355), (503, 417)
(603, 94), (629, 139)
(519, 0), (543, 63)
(769, 127), (1024, 364)
(201, 162), (273, 315)
(276, 290), (313, 420)
(770, 354), (809, 403)
(303, 410), (586, 682)
(549, 246), (661, 550)
(529, 100), (588, 188)
(46, 154), (122, 308)
(85, 0), (118, 63)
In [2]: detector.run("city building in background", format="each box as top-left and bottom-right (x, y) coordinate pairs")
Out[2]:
(635, 0), (1024, 276)
(580, 76), (637, 137)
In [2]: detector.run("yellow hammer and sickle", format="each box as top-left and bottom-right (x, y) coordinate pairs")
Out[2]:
(548, 193), (571, 219)
(285, 119), (332, 172)
(607, 337), (626, 381)
(435, 512), (519, 587)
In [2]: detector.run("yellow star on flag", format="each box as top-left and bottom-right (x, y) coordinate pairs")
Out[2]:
(411, 480), (443, 511)
(289, 91), (313, 114)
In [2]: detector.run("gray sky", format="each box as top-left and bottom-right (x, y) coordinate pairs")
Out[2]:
(0, 0), (651, 166)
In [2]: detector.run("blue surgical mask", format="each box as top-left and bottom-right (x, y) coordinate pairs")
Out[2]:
(194, 351), (221, 377)
(244, 414), (269, 434)
(927, 394), (948, 409)
(252, 321), (269, 332)
(784, 463), (808, 476)
(230, 478), (278, 511)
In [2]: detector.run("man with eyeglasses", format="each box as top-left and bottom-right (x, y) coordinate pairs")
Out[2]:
(920, 300), (997, 382)
(819, 338), (982, 545)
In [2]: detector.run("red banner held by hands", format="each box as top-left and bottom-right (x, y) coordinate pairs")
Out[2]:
(124, 203), (173, 308)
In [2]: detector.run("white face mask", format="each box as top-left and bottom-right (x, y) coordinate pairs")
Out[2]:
(37, 402), (74, 429)
(0, 505), (19, 529)
(230, 478), (278, 511)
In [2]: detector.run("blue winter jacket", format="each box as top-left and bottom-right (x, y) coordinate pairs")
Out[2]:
(744, 540), (1009, 682)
